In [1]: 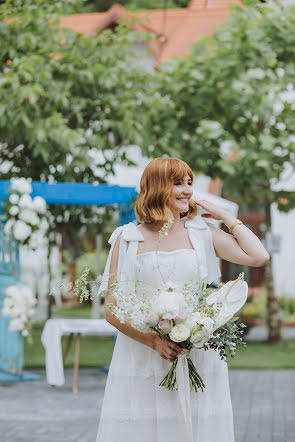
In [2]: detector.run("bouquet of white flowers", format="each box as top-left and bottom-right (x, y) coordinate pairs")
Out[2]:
(1, 178), (47, 247)
(109, 273), (247, 393)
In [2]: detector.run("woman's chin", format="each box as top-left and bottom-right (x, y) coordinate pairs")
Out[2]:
(174, 204), (189, 213)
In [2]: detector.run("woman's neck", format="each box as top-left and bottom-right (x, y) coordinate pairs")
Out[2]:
(148, 213), (183, 233)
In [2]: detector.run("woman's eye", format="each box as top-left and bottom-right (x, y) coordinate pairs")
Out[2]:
(175, 182), (182, 186)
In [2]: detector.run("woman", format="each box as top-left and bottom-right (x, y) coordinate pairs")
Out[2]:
(96, 158), (269, 442)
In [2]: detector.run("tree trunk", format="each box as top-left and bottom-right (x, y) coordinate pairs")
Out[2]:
(264, 201), (282, 343)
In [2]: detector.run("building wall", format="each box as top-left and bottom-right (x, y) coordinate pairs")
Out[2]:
(272, 205), (295, 297)
(271, 168), (295, 297)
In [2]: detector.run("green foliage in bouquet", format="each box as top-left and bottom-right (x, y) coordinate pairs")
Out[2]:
(205, 317), (247, 361)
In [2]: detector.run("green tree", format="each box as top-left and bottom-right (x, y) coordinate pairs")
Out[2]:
(0, 0), (152, 182)
(0, 0), (153, 236)
(150, 3), (295, 342)
(0, 0), (158, 316)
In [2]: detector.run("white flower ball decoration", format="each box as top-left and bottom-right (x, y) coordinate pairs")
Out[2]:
(19, 194), (33, 209)
(2, 284), (36, 337)
(19, 209), (40, 226)
(32, 196), (47, 215)
(9, 194), (19, 204)
(4, 178), (47, 247)
(10, 178), (32, 194)
(13, 220), (32, 241)
(9, 205), (19, 216)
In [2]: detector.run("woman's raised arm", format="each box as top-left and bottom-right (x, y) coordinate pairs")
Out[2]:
(196, 200), (270, 267)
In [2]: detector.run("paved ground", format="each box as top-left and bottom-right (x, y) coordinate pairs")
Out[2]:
(0, 368), (294, 442)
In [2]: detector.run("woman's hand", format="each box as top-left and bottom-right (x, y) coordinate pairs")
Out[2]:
(152, 335), (183, 361)
(195, 199), (228, 221)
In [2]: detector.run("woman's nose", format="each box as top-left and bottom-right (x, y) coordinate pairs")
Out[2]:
(183, 186), (192, 195)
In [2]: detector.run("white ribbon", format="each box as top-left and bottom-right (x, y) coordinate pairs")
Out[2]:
(176, 349), (194, 442)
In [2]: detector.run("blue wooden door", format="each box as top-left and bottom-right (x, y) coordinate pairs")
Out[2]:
(0, 223), (23, 374)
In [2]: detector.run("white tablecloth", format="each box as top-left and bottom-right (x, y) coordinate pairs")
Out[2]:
(41, 318), (118, 386)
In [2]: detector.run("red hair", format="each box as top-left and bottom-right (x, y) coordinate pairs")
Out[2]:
(135, 158), (197, 223)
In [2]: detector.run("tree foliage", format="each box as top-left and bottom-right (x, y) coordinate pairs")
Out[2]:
(0, 0), (155, 241)
(151, 3), (295, 212)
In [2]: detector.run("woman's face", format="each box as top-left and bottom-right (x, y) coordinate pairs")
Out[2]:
(170, 174), (193, 214)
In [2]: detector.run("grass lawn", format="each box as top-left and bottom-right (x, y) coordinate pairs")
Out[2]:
(26, 306), (295, 370)
(25, 334), (114, 369)
(25, 333), (295, 370)
(53, 305), (92, 319)
(227, 338), (295, 369)
(25, 305), (111, 369)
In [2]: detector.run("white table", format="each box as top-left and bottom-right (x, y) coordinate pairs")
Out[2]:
(41, 318), (117, 392)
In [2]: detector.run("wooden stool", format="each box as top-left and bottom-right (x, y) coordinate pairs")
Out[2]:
(62, 332), (81, 393)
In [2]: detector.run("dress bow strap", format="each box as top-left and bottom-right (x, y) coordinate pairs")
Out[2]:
(99, 223), (143, 297)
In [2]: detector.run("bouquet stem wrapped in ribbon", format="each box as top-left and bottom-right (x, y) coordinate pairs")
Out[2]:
(159, 347), (205, 392)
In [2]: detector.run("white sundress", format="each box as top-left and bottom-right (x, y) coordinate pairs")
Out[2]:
(96, 216), (235, 442)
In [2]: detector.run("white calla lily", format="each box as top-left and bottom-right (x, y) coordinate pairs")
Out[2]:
(212, 279), (248, 330)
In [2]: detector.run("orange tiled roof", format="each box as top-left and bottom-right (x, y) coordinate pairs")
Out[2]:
(60, 0), (243, 63)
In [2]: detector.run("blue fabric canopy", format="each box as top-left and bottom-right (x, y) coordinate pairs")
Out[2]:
(0, 181), (137, 206)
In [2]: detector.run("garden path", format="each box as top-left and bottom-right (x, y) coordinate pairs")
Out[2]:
(0, 368), (293, 442)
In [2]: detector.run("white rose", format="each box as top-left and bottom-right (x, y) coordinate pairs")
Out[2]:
(9, 205), (19, 216)
(9, 193), (19, 204)
(19, 209), (40, 226)
(153, 291), (187, 320)
(158, 319), (172, 335)
(19, 194), (33, 208)
(169, 324), (190, 343)
(10, 178), (32, 194)
(32, 196), (46, 214)
(22, 330), (29, 337)
(144, 311), (159, 327)
(13, 220), (32, 241)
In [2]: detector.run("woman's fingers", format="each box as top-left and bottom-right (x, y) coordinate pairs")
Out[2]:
(160, 340), (183, 361)
(195, 199), (209, 208)
(169, 343), (183, 354)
